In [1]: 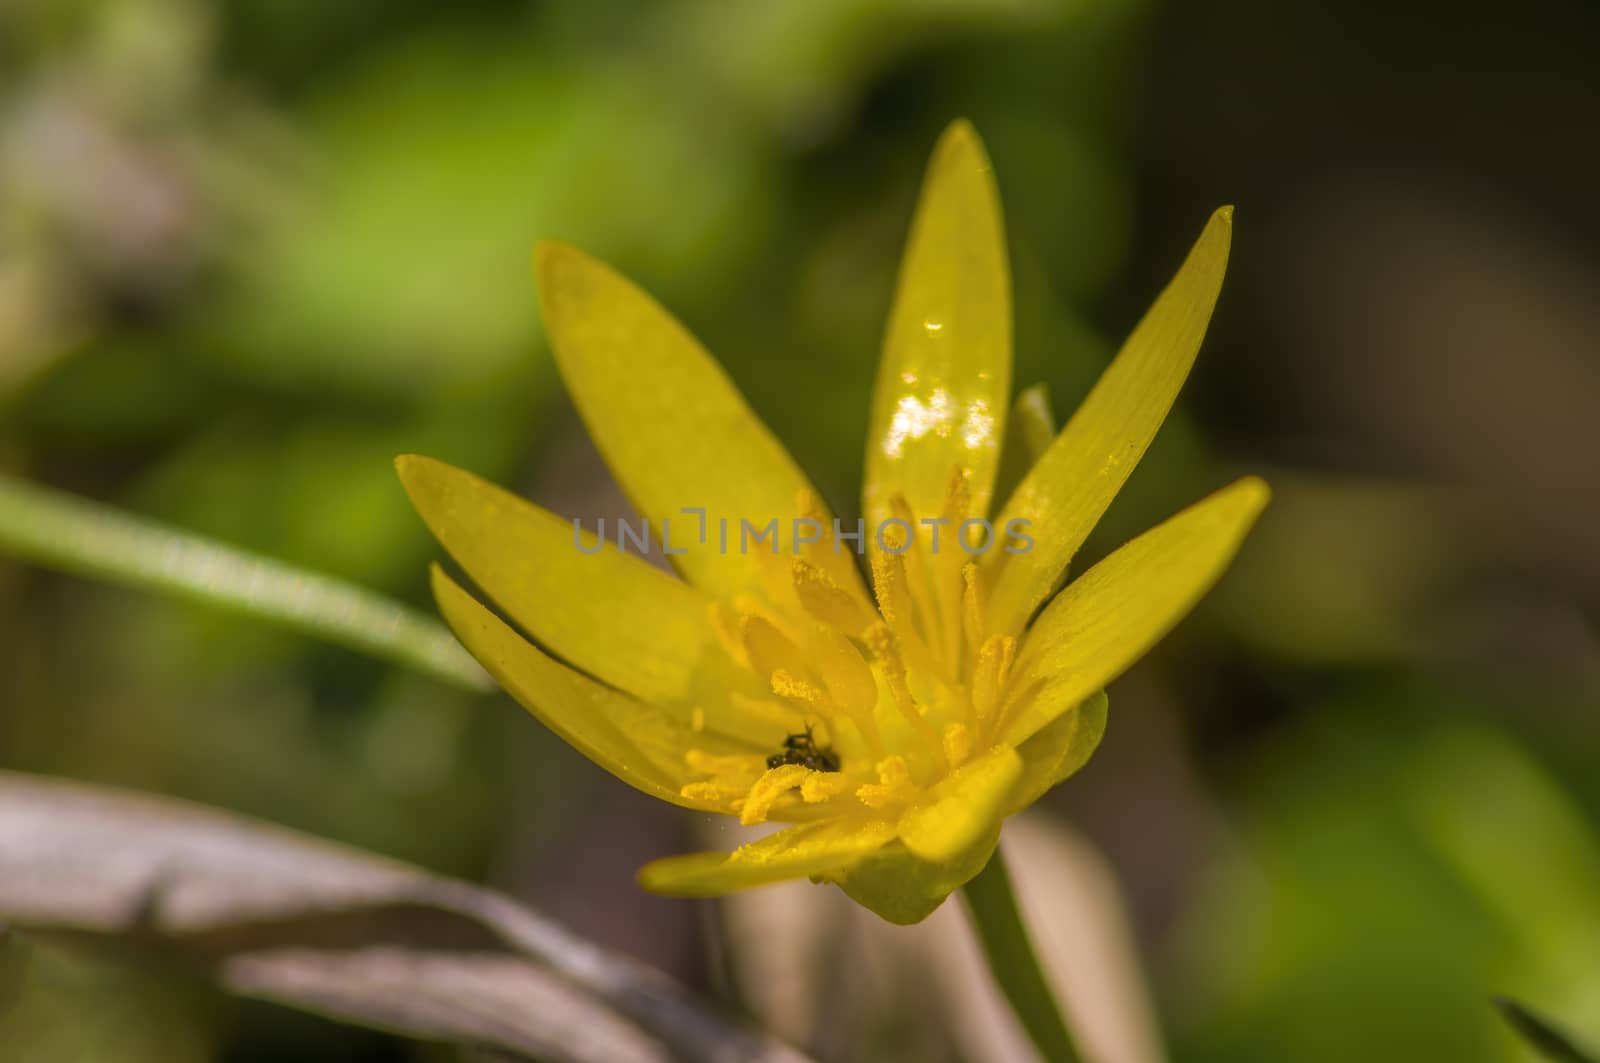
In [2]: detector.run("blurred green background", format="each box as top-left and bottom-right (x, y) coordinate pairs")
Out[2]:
(3, 0), (1599, 1059)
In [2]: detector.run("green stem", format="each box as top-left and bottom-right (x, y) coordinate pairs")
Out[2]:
(962, 846), (1082, 1063)
(0, 473), (490, 693)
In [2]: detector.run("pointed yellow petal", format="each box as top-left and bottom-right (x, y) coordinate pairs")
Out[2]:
(864, 120), (1011, 529)
(984, 208), (1233, 635)
(897, 743), (1023, 863)
(430, 565), (735, 811)
(397, 455), (711, 705)
(536, 242), (862, 601)
(998, 476), (1269, 747)
(1008, 691), (1108, 814)
(637, 815), (898, 896)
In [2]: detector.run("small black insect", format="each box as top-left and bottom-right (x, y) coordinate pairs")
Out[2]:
(766, 723), (841, 772)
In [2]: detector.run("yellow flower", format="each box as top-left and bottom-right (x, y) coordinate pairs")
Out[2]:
(396, 120), (1268, 924)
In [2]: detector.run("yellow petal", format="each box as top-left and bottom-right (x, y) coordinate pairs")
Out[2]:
(1008, 691), (1108, 814)
(896, 744), (1023, 863)
(999, 476), (1269, 747)
(396, 455), (711, 705)
(863, 120), (1011, 530)
(637, 815), (898, 896)
(430, 565), (735, 811)
(992, 382), (1057, 511)
(984, 207), (1233, 635)
(536, 242), (862, 601)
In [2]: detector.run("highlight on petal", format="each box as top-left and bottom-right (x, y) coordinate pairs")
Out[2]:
(863, 119), (1011, 529)
(430, 565), (745, 811)
(637, 815), (898, 896)
(998, 476), (1270, 747)
(535, 242), (864, 602)
(1008, 691), (1108, 814)
(396, 455), (712, 705)
(984, 207), (1234, 635)
(897, 744), (1023, 863)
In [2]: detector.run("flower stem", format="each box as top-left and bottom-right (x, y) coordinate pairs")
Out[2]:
(0, 472), (490, 692)
(962, 846), (1083, 1062)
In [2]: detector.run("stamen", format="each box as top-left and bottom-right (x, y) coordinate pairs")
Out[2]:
(889, 494), (945, 646)
(871, 538), (947, 689)
(792, 559), (874, 634)
(739, 764), (811, 825)
(801, 772), (853, 803)
(864, 623), (945, 758)
(795, 488), (862, 595)
(771, 669), (832, 718)
(809, 627), (878, 718)
(971, 634), (1017, 730)
(933, 467), (973, 663)
(742, 613), (810, 682)
(856, 755), (916, 809)
(961, 562), (985, 668)
(680, 749), (767, 808)
(870, 527), (913, 626)
(763, 629), (878, 758)
(943, 723), (973, 768)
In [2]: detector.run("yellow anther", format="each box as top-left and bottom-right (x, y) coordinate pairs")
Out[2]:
(771, 668), (827, 710)
(793, 488), (860, 593)
(740, 764), (810, 825)
(682, 748), (766, 810)
(792, 559), (874, 634)
(925, 467), (974, 663)
(810, 626), (878, 716)
(742, 613), (809, 682)
(871, 548), (912, 627)
(961, 563), (985, 660)
(856, 755), (916, 809)
(800, 772), (853, 803)
(863, 623), (902, 678)
(865, 624), (945, 756)
(943, 723), (973, 769)
(691, 707), (706, 733)
(972, 634), (1017, 724)
(880, 520), (909, 554)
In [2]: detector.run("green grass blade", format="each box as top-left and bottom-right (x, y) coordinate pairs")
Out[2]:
(0, 473), (490, 692)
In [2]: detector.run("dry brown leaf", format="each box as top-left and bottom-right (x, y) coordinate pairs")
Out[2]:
(0, 771), (811, 1063)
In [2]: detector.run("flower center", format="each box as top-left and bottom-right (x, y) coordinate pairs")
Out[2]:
(680, 470), (1020, 825)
